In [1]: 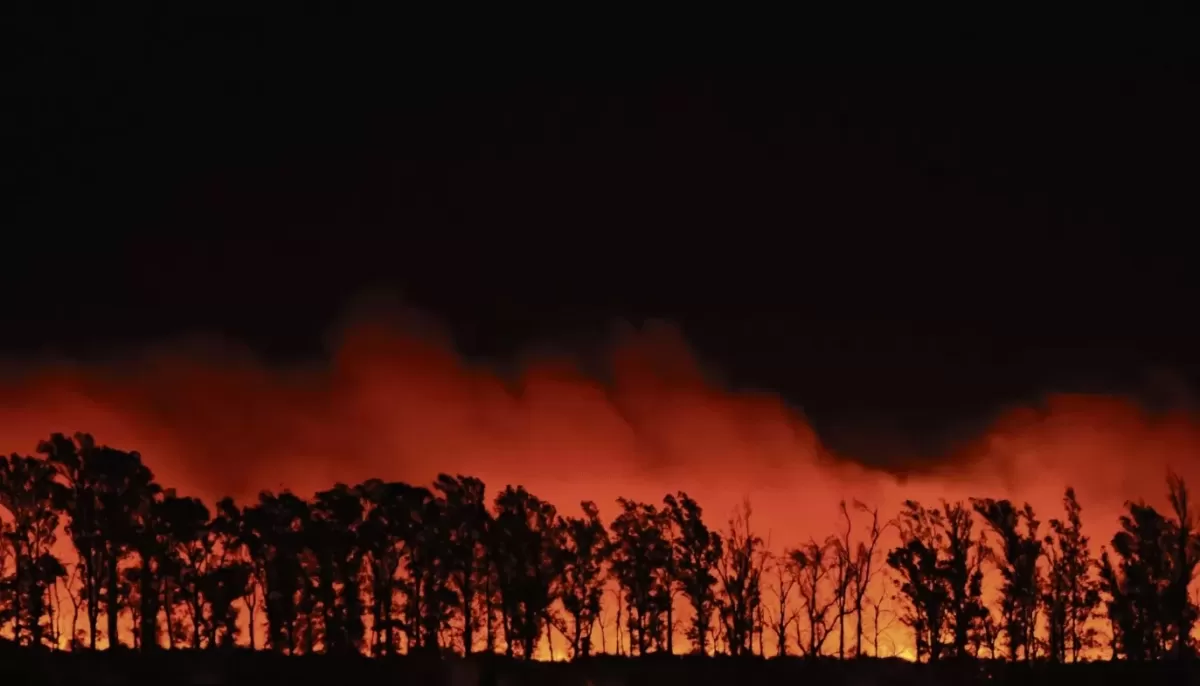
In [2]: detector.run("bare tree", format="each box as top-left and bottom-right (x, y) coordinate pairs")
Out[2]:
(831, 502), (857, 659)
(850, 501), (889, 658)
(791, 537), (838, 657)
(715, 500), (766, 656)
(764, 552), (799, 656)
(864, 577), (897, 658)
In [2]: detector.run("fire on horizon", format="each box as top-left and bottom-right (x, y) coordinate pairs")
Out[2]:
(1, 311), (1199, 660)
(8, 28), (1200, 668)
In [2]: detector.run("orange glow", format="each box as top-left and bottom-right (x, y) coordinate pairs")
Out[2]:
(2, 303), (1198, 657)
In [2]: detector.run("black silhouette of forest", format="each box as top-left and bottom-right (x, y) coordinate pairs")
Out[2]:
(1, 432), (1199, 684)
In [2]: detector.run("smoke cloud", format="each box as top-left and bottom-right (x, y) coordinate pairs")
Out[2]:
(1, 298), (1199, 591)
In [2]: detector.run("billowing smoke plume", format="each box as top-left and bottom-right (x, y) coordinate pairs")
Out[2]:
(1, 298), (1198, 567)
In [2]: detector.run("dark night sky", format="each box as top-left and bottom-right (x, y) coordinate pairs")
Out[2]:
(8, 14), (1200, 462)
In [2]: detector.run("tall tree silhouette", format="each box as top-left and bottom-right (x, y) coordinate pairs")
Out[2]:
(411, 486), (459, 654)
(133, 488), (207, 649)
(38, 433), (103, 649)
(764, 551), (798, 657)
(944, 501), (985, 659)
(39, 434), (156, 650)
(1042, 487), (1100, 663)
(169, 493), (216, 648)
(1101, 500), (1171, 659)
(130, 489), (165, 650)
(434, 474), (491, 655)
(888, 500), (980, 662)
(203, 499), (252, 649)
(491, 485), (560, 659)
(659, 499), (681, 654)
(716, 501), (765, 657)
(830, 502), (857, 659)
(309, 484), (366, 654)
(974, 498), (1042, 662)
(550, 500), (608, 658)
(92, 444), (157, 650)
(1164, 472), (1200, 659)
(663, 492), (722, 655)
(1100, 473), (1200, 660)
(849, 502), (888, 657)
(0, 454), (67, 647)
(791, 537), (838, 657)
(213, 497), (262, 650)
(609, 498), (672, 655)
(889, 501), (940, 661)
(242, 491), (309, 653)
(386, 485), (447, 654)
(355, 479), (417, 656)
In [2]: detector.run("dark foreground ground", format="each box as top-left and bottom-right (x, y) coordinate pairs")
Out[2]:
(1, 644), (1196, 686)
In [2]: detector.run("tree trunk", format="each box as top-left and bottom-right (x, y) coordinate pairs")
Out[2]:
(462, 581), (474, 655)
(873, 603), (880, 656)
(501, 604), (513, 657)
(71, 591), (81, 648)
(139, 551), (157, 650)
(84, 552), (99, 650)
(636, 605), (647, 655)
(164, 585), (175, 649)
(247, 590), (258, 650)
(573, 611), (583, 657)
(48, 575), (61, 647)
(192, 609), (202, 650)
(420, 574), (439, 654)
(11, 550), (24, 643)
(484, 574), (494, 654)
(666, 598), (674, 655)
(88, 588), (98, 650)
(385, 583), (396, 656)
(319, 568), (336, 652)
(838, 599), (845, 659)
(523, 620), (536, 660)
(32, 581), (47, 648)
(106, 550), (120, 650)
(371, 589), (383, 656)
(615, 602), (622, 656)
(855, 603), (864, 657)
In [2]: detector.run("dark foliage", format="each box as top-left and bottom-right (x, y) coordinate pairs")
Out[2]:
(1, 431), (1199, 671)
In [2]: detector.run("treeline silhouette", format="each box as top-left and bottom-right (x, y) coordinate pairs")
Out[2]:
(1, 432), (1198, 665)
